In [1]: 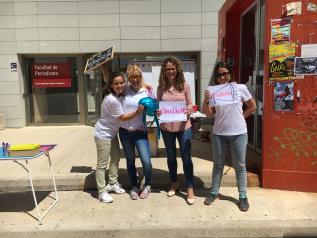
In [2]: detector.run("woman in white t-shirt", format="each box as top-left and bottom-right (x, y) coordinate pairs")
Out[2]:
(94, 68), (144, 204)
(202, 61), (256, 211)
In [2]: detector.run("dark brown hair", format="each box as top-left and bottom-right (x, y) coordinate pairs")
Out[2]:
(214, 61), (234, 85)
(102, 71), (125, 96)
(158, 56), (185, 92)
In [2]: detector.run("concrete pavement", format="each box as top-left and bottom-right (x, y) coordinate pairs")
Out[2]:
(0, 126), (259, 192)
(0, 188), (317, 238)
(0, 126), (316, 237)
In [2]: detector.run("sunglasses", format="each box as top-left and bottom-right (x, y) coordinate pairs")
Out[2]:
(216, 72), (229, 78)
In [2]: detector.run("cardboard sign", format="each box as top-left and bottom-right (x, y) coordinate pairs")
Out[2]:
(159, 101), (187, 123)
(84, 46), (114, 73)
(207, 83), (239, 107)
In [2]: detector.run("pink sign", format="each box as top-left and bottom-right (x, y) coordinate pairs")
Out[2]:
(159, 101), (187, 123)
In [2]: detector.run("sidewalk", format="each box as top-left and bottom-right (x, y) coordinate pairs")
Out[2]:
(0, 188), (317, 238)
(1, 126), (316, 238)
(0, 126), (259, 192)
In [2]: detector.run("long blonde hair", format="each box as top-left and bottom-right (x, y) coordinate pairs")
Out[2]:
(158, 56), (185, 92)
(126, 64), (145, 87)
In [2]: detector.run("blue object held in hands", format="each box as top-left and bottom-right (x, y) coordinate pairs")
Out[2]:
(138, 97), (160, 139)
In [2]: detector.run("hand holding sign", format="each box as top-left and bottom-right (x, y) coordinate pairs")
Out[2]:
(84, 46), (114, 73)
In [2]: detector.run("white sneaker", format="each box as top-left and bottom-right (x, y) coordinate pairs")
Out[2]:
(106, 183), (125, 194)
(98, 191), (113, 203)
(130, 186), (139, 200)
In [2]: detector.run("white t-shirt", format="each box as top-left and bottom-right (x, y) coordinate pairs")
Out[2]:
(121, 87), (152, 131)
(212, 84), (252, 136)
(94, 94), (124, 140)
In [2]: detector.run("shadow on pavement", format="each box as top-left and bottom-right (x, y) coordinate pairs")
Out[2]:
(0, 191), (50, 212)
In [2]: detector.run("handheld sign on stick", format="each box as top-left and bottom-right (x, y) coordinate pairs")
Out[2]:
(84, 46), (114, 73)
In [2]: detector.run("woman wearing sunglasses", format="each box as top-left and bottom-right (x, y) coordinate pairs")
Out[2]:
(202, 61), (256, 211)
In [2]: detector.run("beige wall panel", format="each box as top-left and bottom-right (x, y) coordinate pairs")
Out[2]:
(80, 40), (120, 53)
(39, 28), (79, 40)
(0, 95), (20, 106)
(0, 3), (14, 15)
(121, 39), (160, 52)
(0, 69), (18, 82)
(202, 0), (225, 12)
(0, 29), (16, 41)
(202, 37), (217, 51)
(161, 26), (201, 39)
(16, 28), (38, 41)
(37, 2), (78, 15)
(0, 55), (17, 68)
(161, 13), (201, 26)
(202, 12), (218, 25)
(14, 2), (36, 15)
(0, 16), (15, 28)
(202, 25), (218, 38)
(161, 38), (201, 51)
(0, 42), (16, 54)
(121, 27), (160, 40)
(15, 15), (37, 28)
(0, 107), (24, 120)
(201, 51), (217, 66)
(120, 14), (160, 27)
(79, 14), (119, 27)
(16, 41), (39, 53)
(120, 0), (160, 14)
(0, 82), (20, 94)
(6, 118), (25, 128)
(39, 41), (80, 53)
(38, 15), (79, 27)
(201, 64), (215, 79)
(80, 27), (120, 40)
(79, 1), (119, 14)
(161, 0), (201, 13)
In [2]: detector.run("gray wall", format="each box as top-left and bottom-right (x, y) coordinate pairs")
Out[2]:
(0, 0), (224, 127)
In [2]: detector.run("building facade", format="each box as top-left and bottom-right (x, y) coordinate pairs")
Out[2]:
(0, 0), (225, 127)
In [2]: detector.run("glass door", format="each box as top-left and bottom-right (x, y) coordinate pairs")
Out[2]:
(25, 56), (81, 125)
(84, 67), (103, 126)
(240, 0), (265, 152)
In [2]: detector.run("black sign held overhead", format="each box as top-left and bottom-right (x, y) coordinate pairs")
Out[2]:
(84, 46), (114, 74)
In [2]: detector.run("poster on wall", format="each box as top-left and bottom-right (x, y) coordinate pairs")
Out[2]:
(271, 18), (291, 44)
(294, 57), (317, 75)
(307, 3), (317, 12)
(273, 81), (294, 112)
(269, 43), (295, 80)
(32, 63), (71, 88)
(285, 2), (302, 16)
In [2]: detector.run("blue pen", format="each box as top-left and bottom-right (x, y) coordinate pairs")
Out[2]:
(5, 143), (9, 156)
(2, 142), (5, 154)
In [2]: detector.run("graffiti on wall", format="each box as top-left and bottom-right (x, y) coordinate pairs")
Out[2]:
(268, 117), (317, 168)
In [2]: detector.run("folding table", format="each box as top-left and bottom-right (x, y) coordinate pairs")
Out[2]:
(0, 144), (58, 224)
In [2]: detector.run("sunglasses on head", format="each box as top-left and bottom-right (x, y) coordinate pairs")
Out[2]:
(216, 72), (229, 78)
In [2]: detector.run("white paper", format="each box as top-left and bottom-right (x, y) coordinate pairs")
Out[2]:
(184, 72), (196, 105)
(207, 83), (239, 107)
(301, 44), (317, 57)
(159, 101), (187, 123)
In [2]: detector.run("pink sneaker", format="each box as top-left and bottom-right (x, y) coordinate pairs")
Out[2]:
(140, 185), (151, 199)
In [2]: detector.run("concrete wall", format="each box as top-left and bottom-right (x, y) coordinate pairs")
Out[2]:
(0, 0), (224, 127)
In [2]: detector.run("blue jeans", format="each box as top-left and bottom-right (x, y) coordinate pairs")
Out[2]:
(211, 133), (248, 198)
(161, 128), (193, 188)
(119, 128), (152, 188)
